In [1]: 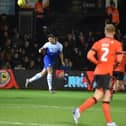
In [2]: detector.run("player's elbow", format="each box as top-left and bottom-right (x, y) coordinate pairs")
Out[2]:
(87, 51), (92, 60)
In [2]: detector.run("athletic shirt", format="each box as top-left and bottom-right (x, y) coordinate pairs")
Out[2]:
(91, 37), (122, 75)
(42, 41), (63, 59)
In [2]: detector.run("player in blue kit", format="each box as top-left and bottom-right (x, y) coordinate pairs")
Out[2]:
(25, 34), (65, 93)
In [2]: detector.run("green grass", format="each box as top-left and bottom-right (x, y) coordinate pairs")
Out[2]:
(0, 89), (126, 126)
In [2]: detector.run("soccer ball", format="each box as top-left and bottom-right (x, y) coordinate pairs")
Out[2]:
(17, 0), (26, 7)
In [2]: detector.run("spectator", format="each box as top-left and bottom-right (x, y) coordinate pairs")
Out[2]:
(71, 48), (84, 70)
(60, 58), (73, 71)
(0, 51), (6, 68)
(11, 52), (22, 69)
(106, 1), (120, 26)
(29, 59), (36, 69)
(34, 0), (45, 33)
(63, 40), (73, 59)
(23, 56), (30, 69)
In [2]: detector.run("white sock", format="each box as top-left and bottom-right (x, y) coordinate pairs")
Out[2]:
(29, 72), (42, 83)
(47, 73), (53, 90)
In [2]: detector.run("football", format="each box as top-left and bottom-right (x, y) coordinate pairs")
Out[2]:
(17, 0), (26, 7)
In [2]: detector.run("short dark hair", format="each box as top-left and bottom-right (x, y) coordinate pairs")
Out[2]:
(47, 34), (56, 38)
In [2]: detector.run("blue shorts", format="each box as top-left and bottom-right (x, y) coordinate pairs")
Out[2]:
(43, 55), (56, 69)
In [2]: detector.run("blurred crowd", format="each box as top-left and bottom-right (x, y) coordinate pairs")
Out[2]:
(0, 14), (41, 70)
(0, 0), (126, 71)
(0, 14), (95, 71)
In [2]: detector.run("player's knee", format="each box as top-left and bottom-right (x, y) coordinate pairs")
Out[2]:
(36, 72), (42, 78)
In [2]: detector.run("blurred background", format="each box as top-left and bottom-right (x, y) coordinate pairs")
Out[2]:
(0, 0), (126, 70)
(0, 1), (126, 125)
(0, 0), (126, 90)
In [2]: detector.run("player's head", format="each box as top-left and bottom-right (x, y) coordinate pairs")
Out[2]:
(104, 24), (115, 37)
(48, 34), (57, 44)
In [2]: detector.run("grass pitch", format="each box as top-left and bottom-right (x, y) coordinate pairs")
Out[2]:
(0, 89), (126, 126)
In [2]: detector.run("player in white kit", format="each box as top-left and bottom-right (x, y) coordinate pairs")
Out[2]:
(25, 34), (65, 93)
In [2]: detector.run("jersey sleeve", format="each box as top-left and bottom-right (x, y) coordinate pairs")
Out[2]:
(58, 43), (63, 52)
(91, 41), (98, 52)
(42, 42), (49, 49)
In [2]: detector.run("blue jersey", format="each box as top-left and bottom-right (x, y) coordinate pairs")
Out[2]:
(41, 41), (63, 68)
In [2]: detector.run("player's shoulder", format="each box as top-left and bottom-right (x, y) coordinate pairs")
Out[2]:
(57, 41), (62, 44)
(112, 39), (122, 47)
(114, 39), (121, 44)
(93, 37), (105, 44)
(57, 41), (63, 46)
(99, 37), (121, 44)
(42, 41), (50, 48)
(44, 41), (50, 45)
(92, 39), (101, 46)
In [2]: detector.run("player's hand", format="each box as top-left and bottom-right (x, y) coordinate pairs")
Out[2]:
(38, 48), (46, 55)
(38, 48), (42, 54)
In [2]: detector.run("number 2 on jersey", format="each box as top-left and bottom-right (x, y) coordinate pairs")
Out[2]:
(101, 47), (109, 61)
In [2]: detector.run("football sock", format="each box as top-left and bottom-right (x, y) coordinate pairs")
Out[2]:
(47, 73), (53, 90)
(29, 72), (42, 83)
(79, 97), (97, 113)
(102, 101), (112, 123)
